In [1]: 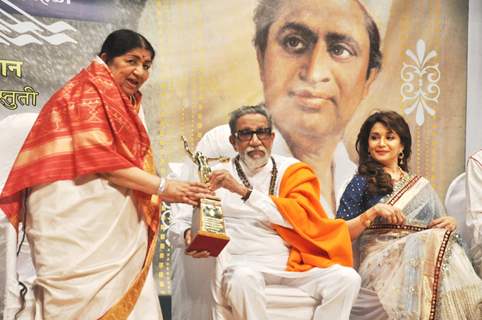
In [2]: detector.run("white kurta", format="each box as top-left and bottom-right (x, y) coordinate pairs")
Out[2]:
(168, 155), (360, 320)
(466, 149), (482, 276)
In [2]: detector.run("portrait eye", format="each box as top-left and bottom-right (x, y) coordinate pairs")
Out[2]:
(143, 63), (151, 70)
(282, 35), (308, 53)
(329, 44), (354, 60)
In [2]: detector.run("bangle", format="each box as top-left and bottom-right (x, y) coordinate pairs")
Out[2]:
(157, 177), (167, 195)
(360, 212), (372, 227)
(241, 188), (252, 202)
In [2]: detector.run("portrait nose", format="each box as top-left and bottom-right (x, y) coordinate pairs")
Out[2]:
(299, 42), (333, 84)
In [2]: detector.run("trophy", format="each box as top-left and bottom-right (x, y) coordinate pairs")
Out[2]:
(181, 136), (230, 257)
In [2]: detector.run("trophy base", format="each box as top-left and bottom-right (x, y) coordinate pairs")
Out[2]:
(186, 231), (230, 257)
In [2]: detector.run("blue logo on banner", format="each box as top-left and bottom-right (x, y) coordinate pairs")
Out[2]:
(0, 0), (116, 23)
(0, 0), (80, 46)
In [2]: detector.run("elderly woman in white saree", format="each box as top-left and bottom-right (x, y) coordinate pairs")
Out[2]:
(336, 111), (482, 320)
(0, 30), (211, 319)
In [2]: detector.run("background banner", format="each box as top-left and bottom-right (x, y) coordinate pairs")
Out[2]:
(0, 0), (471, 300)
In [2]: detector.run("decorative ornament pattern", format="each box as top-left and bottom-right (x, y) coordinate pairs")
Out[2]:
(401, 39), (441, 126)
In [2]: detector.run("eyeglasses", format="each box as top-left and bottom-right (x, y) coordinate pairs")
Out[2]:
(234, 127), (273, 142)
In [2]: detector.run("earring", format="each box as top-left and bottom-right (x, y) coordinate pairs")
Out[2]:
(398, 151), (404, 166)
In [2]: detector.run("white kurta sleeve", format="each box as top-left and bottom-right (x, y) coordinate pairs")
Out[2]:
(167, 203), (193, 249)
(245, 189), (292, 229)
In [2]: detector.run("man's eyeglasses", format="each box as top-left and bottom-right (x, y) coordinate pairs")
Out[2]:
(234, 128), (273, 142)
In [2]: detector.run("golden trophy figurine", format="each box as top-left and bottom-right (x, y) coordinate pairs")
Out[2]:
(181, 136), (230, 257)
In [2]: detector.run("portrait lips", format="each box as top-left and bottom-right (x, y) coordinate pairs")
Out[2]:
(289, 89), (336, 113)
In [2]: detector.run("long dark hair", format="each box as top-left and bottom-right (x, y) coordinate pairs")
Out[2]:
(99, 29), (155, 63)
(356, 111), (412, 195)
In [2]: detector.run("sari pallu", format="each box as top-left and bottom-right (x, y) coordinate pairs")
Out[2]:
(347, 175), (482, 320)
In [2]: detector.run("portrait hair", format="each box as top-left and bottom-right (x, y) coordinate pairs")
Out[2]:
(252, 0), (382, 79)
(99, 29), (155, 63)
(355, 111), (412, 195)
(229, 104), (273, 135)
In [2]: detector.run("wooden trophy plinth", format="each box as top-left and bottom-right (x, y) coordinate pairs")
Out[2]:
(187, 197), (230, 257)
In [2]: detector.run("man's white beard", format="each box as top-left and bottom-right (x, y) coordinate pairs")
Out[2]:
(239, 147), (271, 172)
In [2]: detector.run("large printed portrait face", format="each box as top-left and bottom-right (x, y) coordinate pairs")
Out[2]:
(258, 0), (377, 151)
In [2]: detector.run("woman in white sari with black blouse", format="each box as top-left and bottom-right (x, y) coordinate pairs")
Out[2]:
(336, 111), (482, 320)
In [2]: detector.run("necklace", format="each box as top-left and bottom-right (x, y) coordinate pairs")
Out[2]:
(387, 166), (405, 182)
(234, 155), (277, 195)
(393, 167), (405, 182)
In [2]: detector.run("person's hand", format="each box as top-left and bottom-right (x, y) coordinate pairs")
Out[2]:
(429, 216), (457, 231)
(160, 180), (213, 206)
(209, 170), (247, 196)
(184, 229), (210, 258)
(370, 203), (405, 225)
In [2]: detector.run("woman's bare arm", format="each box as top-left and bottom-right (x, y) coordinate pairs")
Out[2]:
(346, 203), (405, 240)
(102, 167), (212, 205)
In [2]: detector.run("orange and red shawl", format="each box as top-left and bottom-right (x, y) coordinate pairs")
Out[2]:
(0, 59), (159, 233)
(271, 162), (353, 271)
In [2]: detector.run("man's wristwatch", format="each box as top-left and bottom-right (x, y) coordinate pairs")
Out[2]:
(241, 188), (252, 202)
(157, 177), (167, 195)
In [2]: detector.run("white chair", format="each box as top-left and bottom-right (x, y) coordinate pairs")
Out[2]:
(445, 172), (482, 276)
(444, 172), (471, 244)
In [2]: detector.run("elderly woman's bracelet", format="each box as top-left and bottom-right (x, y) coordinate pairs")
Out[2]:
(157, 177), (167, 194)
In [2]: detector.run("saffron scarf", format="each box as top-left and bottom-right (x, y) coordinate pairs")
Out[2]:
(272, 162), (353, 271)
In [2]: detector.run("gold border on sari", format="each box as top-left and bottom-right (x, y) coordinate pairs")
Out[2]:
(366, 175), (455, 319)
(99, 147), (160, 319)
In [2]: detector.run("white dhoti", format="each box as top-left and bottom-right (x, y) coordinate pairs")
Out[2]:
(26, 175), (162, 319)
(220, 263), (360, 320)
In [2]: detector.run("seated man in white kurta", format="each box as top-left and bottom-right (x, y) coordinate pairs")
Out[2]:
(168, 105), (359, 320)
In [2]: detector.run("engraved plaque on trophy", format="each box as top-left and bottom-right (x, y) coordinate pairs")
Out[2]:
(181, 136), (230, 257)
